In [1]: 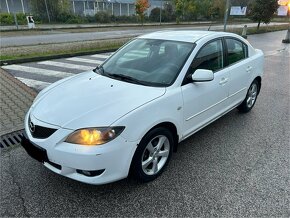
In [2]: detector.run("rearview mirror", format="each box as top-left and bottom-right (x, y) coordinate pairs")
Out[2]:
(191, 69), (214, 82)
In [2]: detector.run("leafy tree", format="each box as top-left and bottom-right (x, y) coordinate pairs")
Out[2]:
(183, 0), (196, 21)
(135, 0), (150, 25)
(248, 0), (279, 29)
(149, 7), (161, 22)
(174, 0), (184, 23)
(209, 0), (226, 19)
(149, 4), (175, 22)
(195, 0), (212, 19)
(163, 3), (175, 21)
(174, 0), (197, 22)
(30, 0), (71, 23)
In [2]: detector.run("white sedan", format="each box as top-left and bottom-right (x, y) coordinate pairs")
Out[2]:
(21, 31), (264, 185)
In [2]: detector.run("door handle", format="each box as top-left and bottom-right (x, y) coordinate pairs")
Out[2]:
(219, 78), (229, 85)
(246, 66), (253, 72)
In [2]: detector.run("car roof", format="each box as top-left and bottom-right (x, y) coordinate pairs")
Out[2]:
(138, 30), (232, 43)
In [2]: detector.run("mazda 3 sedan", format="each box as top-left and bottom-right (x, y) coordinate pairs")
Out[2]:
(21, 31), (264, 184)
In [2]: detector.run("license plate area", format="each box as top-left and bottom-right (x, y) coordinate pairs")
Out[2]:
(21, 136), (48, 163)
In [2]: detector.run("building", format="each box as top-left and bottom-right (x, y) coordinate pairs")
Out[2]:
(0, 0), (169, 16)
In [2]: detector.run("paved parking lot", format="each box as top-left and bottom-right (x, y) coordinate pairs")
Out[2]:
(1, 31), (289, 217)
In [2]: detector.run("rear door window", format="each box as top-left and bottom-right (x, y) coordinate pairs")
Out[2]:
(225, 38), (247, 65)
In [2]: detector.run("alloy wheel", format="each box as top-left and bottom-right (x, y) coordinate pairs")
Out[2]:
(246, 83), (258, 108)
(141, 135), (170, 176)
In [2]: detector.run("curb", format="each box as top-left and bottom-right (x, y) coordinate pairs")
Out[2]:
(0, 48), (117, 66)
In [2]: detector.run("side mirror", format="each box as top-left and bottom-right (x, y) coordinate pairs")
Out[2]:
(191, 69), (214, 82)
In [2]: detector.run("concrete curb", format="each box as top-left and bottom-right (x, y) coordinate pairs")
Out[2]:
(0, 48), (117, 66)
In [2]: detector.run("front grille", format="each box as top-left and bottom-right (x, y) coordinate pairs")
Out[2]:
(31, 125), (57, 139)
(29, 116), (57, 139)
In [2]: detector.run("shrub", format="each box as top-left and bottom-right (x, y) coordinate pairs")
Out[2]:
(56, 12), (86, 24)
(85, 15), (96, 23)
(0, 13), (14, 25)
(16, 13), (27, 25)
(95, 11), (111, 23)
(115, 15), (138, 23)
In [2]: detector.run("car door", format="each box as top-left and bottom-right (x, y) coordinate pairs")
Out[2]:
(181, 39), (230, 138)
(225, 38), (251, 107)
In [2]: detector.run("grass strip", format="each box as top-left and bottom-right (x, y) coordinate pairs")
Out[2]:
(0, 38), (130, 62)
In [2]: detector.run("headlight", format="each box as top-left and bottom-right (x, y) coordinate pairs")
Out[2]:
(65, 127), (125, 146)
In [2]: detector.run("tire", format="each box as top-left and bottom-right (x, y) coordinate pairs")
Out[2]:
(130, 127), (174, 182)
(237, 80), (259, 113)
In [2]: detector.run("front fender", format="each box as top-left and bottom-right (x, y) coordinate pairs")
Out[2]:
(112, 88), (183, 143)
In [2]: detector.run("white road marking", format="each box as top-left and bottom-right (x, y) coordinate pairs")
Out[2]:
(15, 77), (51, 90)
(66, 57), (103, 65)
(38, 61), (93, 71)
(2, 65), (73, 77)
(91, 54), (111, 59)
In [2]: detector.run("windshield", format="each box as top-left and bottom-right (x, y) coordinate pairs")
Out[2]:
(101, 39), (195, 87)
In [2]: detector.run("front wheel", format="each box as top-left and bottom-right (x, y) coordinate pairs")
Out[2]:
(130, 127), (174, 182)
(237, 80), (259, 113)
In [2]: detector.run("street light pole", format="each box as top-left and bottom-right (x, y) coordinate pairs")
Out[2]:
(223, 0), (230, 31)
(159, 0), (162, 25)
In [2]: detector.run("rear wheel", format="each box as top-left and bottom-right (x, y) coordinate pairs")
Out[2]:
(237, 80), (259, 113)
(130, 127), (173, 182)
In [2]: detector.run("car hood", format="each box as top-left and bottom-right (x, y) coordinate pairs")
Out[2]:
(31, 71), (166, 129)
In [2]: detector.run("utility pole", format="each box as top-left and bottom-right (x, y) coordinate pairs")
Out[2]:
(223, 0), (230, 31)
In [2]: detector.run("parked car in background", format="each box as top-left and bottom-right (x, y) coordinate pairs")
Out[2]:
(21, 31), (264, 185)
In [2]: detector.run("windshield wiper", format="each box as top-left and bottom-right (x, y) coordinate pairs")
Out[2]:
(93, 65), (104, 75)
(108, 73), (147, 85)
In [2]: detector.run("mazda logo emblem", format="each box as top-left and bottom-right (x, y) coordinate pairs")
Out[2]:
(29, 121), (35, 133)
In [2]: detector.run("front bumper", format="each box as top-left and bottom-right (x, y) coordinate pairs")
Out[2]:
(22, 116), (138, 185)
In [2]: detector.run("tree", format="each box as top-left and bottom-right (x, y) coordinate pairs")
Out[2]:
(30, 0), (71, 23)
(195, 0), (212, 20)
(149, 7), (160, 22)
(135, 0), (150, 25)
(248, 0), (279, 29)
(174, 0), (185, 23)
(174, 0), (197, 22)
(209, 0), (226, 19)
(163, 3), (175, 21)
(183, 0), (196, 21)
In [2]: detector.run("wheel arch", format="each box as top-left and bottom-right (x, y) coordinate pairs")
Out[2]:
(142, 122), (179, 152)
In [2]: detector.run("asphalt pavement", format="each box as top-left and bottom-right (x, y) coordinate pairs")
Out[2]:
(0, 31), (290, 217)
(1, 22), (287, 47)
